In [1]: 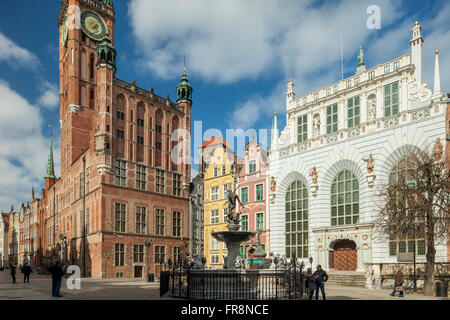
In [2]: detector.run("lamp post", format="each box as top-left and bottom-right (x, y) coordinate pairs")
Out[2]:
(144, 239), (152, 282)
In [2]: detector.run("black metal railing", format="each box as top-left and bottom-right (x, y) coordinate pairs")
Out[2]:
(167, 262), (304, 300)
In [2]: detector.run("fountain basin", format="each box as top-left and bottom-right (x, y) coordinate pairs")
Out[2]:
(211, 231), (255, 243)
(212, 230), (255, 270)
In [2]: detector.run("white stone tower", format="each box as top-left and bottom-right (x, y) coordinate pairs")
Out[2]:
(410, 21), (424, 84)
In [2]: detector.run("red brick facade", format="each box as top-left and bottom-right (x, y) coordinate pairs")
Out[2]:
(37, 0), (191, 278)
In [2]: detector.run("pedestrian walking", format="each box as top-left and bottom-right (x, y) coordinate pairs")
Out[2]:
(22, 263), (33, 283)
(48, 259), (65, 297)
(391, 268), (404, 297)
(313, 264), (328, 300)
(10, 263), (16, 283)
(306, 268), (317, 300)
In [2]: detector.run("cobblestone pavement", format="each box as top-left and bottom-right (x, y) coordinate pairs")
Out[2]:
(0, 271), (447, 300)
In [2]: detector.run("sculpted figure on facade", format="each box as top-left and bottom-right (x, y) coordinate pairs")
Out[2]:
(270, 176), (276, 192)
(367, 94), (376, 121)
(310, 167), (318, 185)
(362, 153), (375, 174)
(313, 114), (321, 137)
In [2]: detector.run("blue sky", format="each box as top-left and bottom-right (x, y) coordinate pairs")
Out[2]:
(0, 0), (449, 210)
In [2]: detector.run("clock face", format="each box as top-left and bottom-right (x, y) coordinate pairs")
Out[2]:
(80, 10), (108, 41)
(61, 15), (68, 47)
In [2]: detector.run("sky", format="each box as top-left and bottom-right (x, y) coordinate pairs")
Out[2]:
(0, 0), (449, 211)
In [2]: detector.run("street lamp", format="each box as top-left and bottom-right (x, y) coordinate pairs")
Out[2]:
(144, 239), (152, 282)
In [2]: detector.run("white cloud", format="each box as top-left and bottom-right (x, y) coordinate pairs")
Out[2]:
(37, 81), (59, 109)
(0, 80), (60, 211)
(0, 31), (40, 69)
(227, 1), (450, 129)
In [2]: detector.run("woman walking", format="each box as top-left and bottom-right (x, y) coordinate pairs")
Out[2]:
(22, 263), (33, 283)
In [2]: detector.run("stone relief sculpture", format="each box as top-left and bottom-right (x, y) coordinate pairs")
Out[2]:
(310, 167), (319, 197)
(313, 114), (321, 137)
(367, 94), (376, 121)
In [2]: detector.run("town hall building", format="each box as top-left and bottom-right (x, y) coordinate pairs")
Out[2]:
(269, 21), (448, 276)
(37, 0), (193, 278)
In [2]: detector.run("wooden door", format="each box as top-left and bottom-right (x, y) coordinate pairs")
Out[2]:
(333, 240), (357, 271)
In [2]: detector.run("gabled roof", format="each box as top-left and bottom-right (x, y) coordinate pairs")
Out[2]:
(200, 136), (232, 150)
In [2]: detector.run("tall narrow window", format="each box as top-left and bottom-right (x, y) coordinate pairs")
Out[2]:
(114, 203), (126, 232)
(256, 212), (264, 231)
(210, 209), (219, 224)
(286, 180), (308, 258)
(347, 96), (360, 129)
(210, 186), (219, 201)
(249, 160), (256, 174)
(155, 209), (165, 235)
(115, 243), (125, 266)
(136, 165), (146, 190)
(388, 158), (426, 257)
(172, 173), (182, 196)
(256, 184), (264, 201)
(154, 246), (165, 264)
(89, 54), (95, 81)
(241, 187), (248, 204)
(331, 170), (359, 226)
(297, 114), (307, 143)
(135, 206), (146, 234)
(384, 81), (399, 117)
(241, 215), (248, 231)
(326, 104), (338, 134)
(114, 160), (126, 186)
(172, 211), (181, 237)
(133, 245), (144, 263)
(155, 169), (165, 193)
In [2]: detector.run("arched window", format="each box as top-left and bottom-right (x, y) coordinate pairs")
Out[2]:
(89, 54), (95, 81)
(285, 180), (308, 258)
(331, 170), (359, 226)
(388, 158), (426, 257)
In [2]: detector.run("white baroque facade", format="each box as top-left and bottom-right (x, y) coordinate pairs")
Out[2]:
(269, 22), (448, 273)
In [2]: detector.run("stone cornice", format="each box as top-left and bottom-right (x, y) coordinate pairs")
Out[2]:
(113, 78), (185, 114)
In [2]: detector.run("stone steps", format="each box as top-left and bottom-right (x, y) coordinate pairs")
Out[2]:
(326, 272), (367, 288)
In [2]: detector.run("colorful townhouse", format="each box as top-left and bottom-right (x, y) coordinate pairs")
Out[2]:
(237, 137), (270, 266)
(200, 137), (236, 269)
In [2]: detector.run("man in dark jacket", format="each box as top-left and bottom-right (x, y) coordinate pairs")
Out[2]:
(48, 259), (65, 297)
(22, 263), (33, 283)
(10, 263), (16, 283)
(313, 265), (329, 300)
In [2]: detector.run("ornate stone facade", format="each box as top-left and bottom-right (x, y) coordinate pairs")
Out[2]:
(269, 21), (448, 284)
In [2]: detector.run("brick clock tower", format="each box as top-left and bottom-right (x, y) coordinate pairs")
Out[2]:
(40, 0), (192, 278)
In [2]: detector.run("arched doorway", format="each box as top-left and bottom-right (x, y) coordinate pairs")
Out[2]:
(330, 239), (357, 271)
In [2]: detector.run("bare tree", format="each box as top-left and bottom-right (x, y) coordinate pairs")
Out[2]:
(375, 139), (450, 296)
